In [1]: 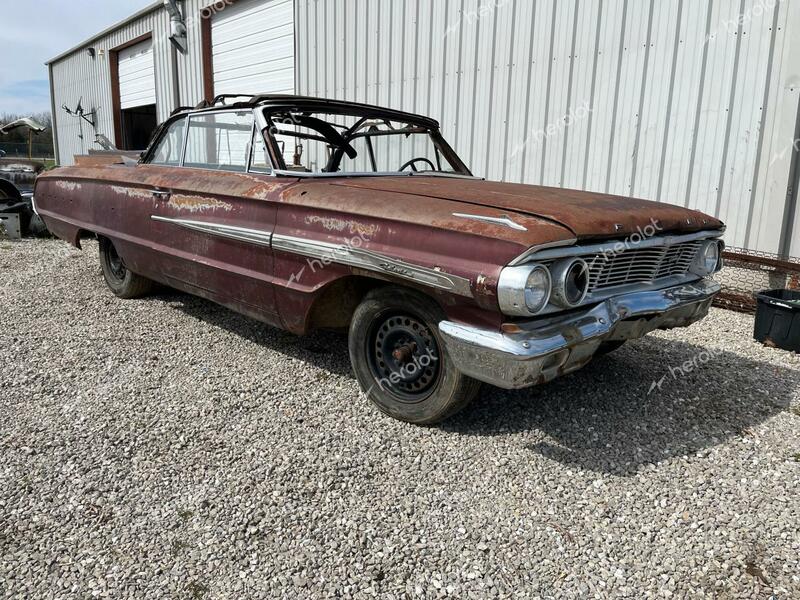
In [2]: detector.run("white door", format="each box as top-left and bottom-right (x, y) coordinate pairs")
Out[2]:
(118, 39), (157, 109)
(211, 0), (295, 96)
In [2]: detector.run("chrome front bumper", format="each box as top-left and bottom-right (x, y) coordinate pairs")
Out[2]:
(438, 278), (721, 390)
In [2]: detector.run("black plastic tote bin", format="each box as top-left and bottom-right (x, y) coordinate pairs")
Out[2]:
(754, 289), (800, 353)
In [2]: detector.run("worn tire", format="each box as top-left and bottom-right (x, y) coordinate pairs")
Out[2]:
(98, 237), (155, 299)
(349, 286), (481, 425)
(27, 213), (50, 238)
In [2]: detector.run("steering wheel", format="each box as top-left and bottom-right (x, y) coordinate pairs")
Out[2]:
(399, 157), (436, 172)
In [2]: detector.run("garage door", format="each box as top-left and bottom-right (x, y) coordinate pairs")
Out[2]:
(118, 39), (156, 109)
(211, 0), (295, 96)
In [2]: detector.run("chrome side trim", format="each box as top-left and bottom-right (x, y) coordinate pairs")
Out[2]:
(151, 216), (273, 247)
(272, 233), (474, 297)
(453, 213), (528, 231)
(510, 229), (725, 265)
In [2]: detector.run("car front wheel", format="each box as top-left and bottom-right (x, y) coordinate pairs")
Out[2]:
(349, 286), (481, 425)
(98, 237), (155, 299)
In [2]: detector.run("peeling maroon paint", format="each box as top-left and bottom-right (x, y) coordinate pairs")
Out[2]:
(34, 158), (723, 336)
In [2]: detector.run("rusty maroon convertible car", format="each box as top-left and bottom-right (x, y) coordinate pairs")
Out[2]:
(34, 95), (725, 424)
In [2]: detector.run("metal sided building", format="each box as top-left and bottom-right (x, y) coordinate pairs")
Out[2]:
(48, 0), (800, 256)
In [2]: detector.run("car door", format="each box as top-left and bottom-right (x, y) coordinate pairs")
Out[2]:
(143, 109), (291, 328)
(81, 117), (188, 285)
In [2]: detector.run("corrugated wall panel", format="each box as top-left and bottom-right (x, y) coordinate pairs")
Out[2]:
(659, 0), (710, 207)
(49, 0), (244, 166)
(747, 0), (800, 256)
(51, 10), (159, 164)
(296, 0), (800, 254)
(561, 0), (600, 191)
(634, 0), (679, 203)
(584, 1), (626, 193)
(49, 6), (181, 165)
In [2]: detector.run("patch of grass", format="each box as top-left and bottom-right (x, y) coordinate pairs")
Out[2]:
(789, 406), (800, 417)
(1, 244), (12, 250)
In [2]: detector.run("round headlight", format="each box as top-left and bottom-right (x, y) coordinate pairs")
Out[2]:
(692, 241), (721, 276)
(550, 258), (591, 308)
(498, 264), (552, 316)
(524, 267), (552, 313)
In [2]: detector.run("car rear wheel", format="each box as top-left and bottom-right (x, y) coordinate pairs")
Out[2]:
(98, 237), (155, 299)
(349, 286), (481, 425)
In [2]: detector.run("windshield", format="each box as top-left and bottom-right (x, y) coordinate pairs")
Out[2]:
(261, 109), (471, 176)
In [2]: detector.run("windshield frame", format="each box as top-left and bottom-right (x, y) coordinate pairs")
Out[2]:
(257, 106), (473, 178)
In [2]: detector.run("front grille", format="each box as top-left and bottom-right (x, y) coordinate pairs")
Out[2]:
(547, 240), (703, 293)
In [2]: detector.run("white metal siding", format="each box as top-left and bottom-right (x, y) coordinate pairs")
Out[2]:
(296, 0), (800, 255)
(211, 0), (295, 96)
(49, 5), (178, 164)
(118, 39), (157, 109)
(49, 0), (296, 165)
(48, 0), (226, 165)
(47, 0), (800, 254)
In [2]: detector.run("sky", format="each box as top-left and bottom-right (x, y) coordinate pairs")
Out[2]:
(0, 0), (156, 115)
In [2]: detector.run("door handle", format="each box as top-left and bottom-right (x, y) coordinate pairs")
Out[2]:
(152, 190), (171, 202)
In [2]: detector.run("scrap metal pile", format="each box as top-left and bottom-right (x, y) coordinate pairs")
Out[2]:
(0, 118), (50, 238)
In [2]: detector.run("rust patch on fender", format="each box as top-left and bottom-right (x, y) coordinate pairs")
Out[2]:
(55, 181), (81, 192)
(242, 179), (284, 199)
(475, 274), (492, 298)
(304, 215), (379, 238)
(169, 195), (233, 213)
(111, 186), (151, 200)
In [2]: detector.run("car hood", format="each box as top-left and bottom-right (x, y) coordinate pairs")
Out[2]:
(332, 177), (723, 239)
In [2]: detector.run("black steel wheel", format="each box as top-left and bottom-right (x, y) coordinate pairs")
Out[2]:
(98, 237), (155, 299)
(106, 243), (127, 282)
(366, 311), (442, 402)
(349, 286), (481, 424)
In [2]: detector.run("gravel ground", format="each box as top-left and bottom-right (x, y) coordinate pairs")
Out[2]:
(1, 238), (799, 599)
